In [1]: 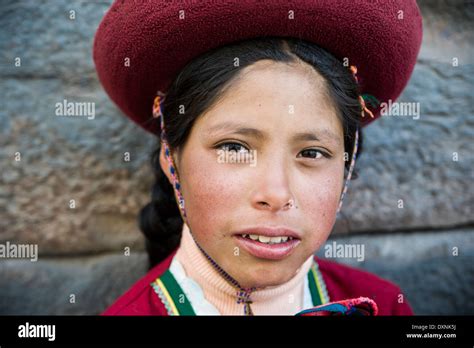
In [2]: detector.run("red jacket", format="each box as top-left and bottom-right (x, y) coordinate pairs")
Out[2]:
(103, 250), (413, 316)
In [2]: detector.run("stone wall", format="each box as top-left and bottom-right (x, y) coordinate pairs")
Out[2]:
(0, 0), (473, 314)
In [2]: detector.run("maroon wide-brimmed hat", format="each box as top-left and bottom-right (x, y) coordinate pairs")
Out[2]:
(93, 0), (423, 134)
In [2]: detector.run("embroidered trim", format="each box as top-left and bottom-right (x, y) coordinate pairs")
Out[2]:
(151, 279), (178, 316)
(312, 260), (330, 304)
(151, 270), (196, 316)
(296, 296), (378, 316)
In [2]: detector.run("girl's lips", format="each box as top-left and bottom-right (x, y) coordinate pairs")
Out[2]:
(233, 235), (300, 260)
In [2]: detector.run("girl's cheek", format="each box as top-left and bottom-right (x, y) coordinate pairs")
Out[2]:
(180, 155), (245, 241)
(300, 177), (342, 249)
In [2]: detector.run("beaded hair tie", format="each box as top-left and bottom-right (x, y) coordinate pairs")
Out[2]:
(336, 65), (375, 214)
(337, 126), (358, 214)
(153, 94), (187, 222)
(350, 65), (375, 119)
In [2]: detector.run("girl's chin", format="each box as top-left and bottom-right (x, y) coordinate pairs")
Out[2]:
(232, 267), (299, 289)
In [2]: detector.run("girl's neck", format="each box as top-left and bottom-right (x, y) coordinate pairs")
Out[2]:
(175, 223), (313, 315)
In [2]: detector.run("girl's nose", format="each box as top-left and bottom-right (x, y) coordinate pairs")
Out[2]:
(250, 157), (295, 213)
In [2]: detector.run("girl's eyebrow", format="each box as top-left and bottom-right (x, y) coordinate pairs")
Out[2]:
(292, 129), (342, 146)
(206, 121), (265, 139)
(206, 121), (341, 145)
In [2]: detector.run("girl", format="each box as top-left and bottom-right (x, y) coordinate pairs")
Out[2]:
(93, 0), (422, 316)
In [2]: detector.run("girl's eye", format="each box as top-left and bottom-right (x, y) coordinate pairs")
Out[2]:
(217, 142), (250, 154)
(298, 149), (329, 159)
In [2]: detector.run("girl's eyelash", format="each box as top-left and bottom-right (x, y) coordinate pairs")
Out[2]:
(215, 141), (249, 152)
(297, 148), (332, 159)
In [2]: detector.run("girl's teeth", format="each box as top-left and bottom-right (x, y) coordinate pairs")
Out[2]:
(240, 234), (295, 244)
(270, 236), (282, 244)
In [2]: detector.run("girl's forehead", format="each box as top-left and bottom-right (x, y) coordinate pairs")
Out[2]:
(235, 59), (328, 95)
(196, 62), (342, 138)
(223, 63), (334, 116)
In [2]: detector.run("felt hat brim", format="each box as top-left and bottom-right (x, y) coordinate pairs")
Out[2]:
(93, 0), (423, 134)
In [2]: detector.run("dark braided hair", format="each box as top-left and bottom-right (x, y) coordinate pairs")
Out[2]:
(139, 37), (364, 269)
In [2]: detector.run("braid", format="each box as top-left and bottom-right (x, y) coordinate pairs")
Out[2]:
(138, 142), (183, 268)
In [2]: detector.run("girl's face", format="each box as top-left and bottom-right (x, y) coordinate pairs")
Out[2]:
(162, 60), (345, 288)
